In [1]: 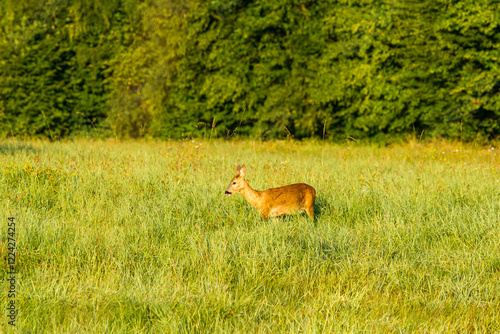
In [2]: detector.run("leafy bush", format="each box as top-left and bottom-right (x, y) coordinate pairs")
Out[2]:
(1, 0), (499, 140)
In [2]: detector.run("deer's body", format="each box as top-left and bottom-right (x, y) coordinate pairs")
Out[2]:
(225, 165), (316, 219)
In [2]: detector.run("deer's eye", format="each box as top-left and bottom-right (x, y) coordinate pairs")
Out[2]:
(233, 182), (236, 185)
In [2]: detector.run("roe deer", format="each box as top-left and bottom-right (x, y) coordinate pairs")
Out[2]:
(225, 165), (316, 219)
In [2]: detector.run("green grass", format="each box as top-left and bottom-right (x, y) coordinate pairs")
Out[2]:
(1, 138), (500, 333)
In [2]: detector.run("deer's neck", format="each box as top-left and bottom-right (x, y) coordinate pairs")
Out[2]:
(240, 180), (261, 208)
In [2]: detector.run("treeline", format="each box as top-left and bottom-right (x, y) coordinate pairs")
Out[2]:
(1, 0), (499, 140)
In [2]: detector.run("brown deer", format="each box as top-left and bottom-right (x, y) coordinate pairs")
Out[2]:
(225, 165), (316, 219)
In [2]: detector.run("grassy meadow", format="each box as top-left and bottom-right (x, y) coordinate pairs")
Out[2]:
(1, 138), (500, 333)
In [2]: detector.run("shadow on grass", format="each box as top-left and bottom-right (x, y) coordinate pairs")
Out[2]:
(313, 196), (330, 221)
(0, 142), (39, 155)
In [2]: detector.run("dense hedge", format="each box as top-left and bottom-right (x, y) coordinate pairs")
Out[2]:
(1, 0), (499, 140)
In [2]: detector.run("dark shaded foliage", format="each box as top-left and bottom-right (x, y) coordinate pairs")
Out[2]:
(1, 0), (499, 140)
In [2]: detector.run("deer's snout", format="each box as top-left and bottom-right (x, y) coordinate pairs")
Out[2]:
(225, 191), (232, 196)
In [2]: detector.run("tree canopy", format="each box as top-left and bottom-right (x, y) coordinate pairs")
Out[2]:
(1, 0), (499, 141)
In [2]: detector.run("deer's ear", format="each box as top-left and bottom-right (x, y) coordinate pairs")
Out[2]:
(235, 164), (241, 175)
(240, 165), (246, 177)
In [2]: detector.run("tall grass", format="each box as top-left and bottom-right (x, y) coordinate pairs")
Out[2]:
(1, 139), (499, 333)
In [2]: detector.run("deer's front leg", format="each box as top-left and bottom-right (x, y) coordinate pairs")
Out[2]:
(260, 208), (271, 219)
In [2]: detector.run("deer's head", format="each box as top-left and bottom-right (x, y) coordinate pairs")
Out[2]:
(225, 165), (246, 196)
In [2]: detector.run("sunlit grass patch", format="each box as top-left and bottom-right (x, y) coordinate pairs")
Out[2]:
(0, 138), (499, 332)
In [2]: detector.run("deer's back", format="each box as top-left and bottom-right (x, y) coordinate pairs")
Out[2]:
(261, 183), (315, 208)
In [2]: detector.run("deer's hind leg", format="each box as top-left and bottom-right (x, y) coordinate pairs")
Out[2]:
(304, 191), (315, 220)
(305, 205), (314, 219)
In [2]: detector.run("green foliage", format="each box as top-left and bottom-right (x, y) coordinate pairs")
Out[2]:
(107, 0), (188, 138)
(152, 0), (500, 139)
(434, 0), (500, 139)
(1, 0), (499, 140)
(0, 0), (135, 138)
